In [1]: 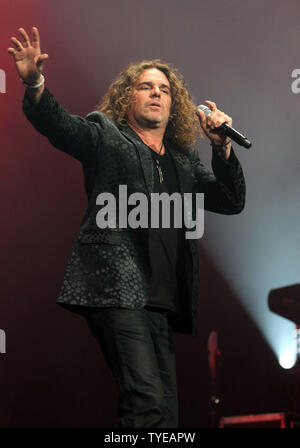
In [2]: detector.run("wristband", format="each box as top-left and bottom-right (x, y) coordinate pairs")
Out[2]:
(210, 140), (231, 150)
(21, 74), (45, 89)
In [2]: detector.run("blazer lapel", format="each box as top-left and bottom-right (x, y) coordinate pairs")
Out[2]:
(119, 125), (154, 197)
(166, 145), (192, 195)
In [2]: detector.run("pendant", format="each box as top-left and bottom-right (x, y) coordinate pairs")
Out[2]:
(156, 159), (164, 183)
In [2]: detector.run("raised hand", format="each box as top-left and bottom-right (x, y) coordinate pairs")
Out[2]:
(8, 27), (48, 85)
(197, 100), (232, 159)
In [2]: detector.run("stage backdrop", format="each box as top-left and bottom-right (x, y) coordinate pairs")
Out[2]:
(0, 0), (299, 427)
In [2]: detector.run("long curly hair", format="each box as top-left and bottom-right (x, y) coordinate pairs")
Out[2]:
(96, 59), (201, 151)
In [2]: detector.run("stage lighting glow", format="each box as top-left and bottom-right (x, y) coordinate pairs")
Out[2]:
(279, 350), (297, 370)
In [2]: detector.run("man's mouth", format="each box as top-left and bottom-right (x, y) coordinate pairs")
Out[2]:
(148, 102), (161, 108)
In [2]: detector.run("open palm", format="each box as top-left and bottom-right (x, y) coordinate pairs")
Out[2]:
(8, 27), (48, 84)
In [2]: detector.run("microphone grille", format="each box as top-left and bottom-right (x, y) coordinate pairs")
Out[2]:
(197, 104), (211, 117)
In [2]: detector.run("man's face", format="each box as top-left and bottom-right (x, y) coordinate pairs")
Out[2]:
(127, 68), (172, 130)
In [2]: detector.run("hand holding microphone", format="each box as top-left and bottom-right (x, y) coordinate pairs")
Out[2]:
(197, 101), (252, 152)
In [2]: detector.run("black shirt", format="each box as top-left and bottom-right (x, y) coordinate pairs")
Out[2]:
(146, 144), (185, 316)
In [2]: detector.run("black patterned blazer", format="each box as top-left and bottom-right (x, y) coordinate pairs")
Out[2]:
(22, 87), (246, 335)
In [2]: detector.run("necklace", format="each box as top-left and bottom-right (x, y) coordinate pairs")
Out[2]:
(154, 142), (164, 184)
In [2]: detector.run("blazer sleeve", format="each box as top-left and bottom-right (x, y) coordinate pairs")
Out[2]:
(189, 146), (246, 214)
(22, 86), (105, 164)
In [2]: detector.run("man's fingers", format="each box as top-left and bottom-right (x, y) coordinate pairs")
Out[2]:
(197, 108), (212, 127)
(210, 111), (223, 128)
(10, 36), (24, 51)
(36, 53), (48, 67)
(18, 27), (30, 47)
(200, 100), (232, 129)
(205, 100), (217, 111)
(8, 47), (16, 55)
(197, 109), (205, 123)
(31, 27), (40, 48)
(211, 111), (232, 128)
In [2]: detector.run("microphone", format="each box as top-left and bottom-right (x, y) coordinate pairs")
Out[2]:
(197, 104), (252, 149)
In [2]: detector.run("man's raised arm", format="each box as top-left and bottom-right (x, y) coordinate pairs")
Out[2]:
(8, 27), (106, 163)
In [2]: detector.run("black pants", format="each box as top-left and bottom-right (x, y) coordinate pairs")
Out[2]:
(85, 307), (178, 428)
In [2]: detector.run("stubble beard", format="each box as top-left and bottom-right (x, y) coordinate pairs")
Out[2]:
(135, 109), (169, 131)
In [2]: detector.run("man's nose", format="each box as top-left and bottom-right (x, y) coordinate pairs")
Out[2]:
(151, 86), (161, 97)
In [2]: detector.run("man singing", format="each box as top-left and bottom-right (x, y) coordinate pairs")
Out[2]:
(8, 27), (246, 428)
